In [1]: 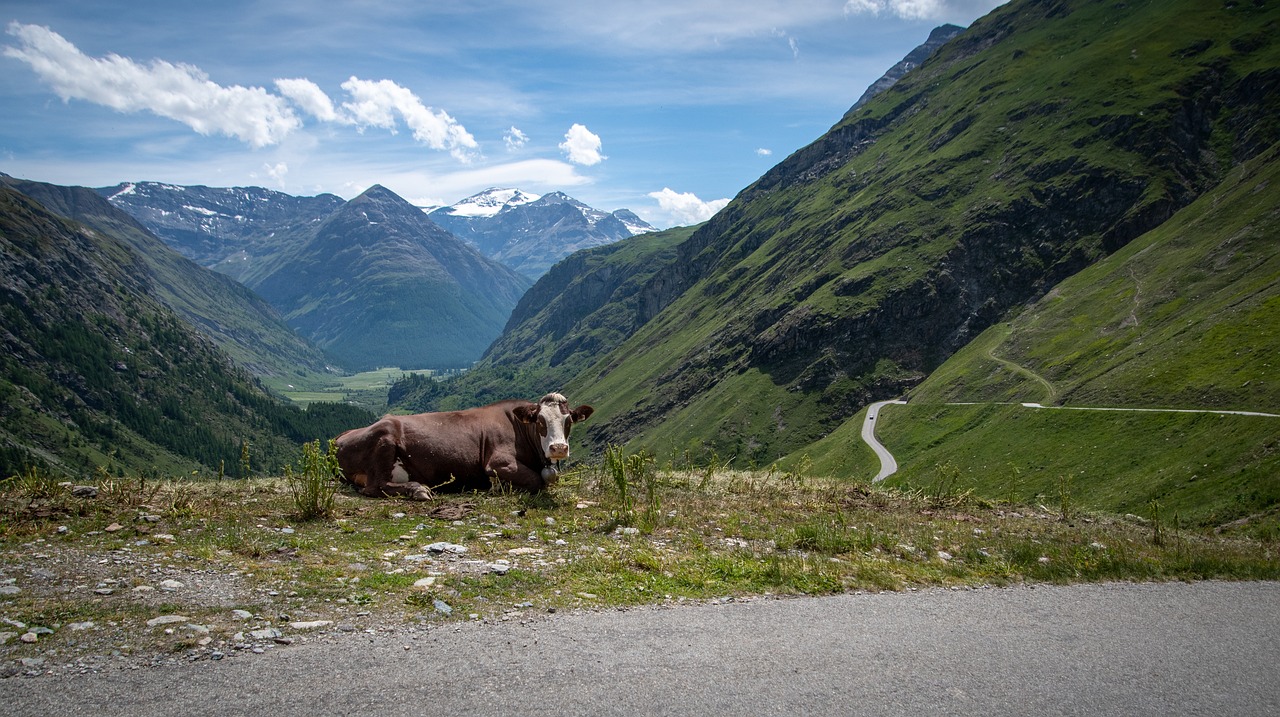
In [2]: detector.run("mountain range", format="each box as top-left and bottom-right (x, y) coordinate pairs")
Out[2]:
(101, 182), (533, 370)
(392, 0), (1280, 519)
(100, 182), (651, 367)
(0, 179), (372, 478)
(427, 188), (655, 278)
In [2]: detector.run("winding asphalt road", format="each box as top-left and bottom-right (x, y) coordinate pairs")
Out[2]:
(861, 400), (1280, 483)
(864, 399), (907, 482)
(3, 581), (1277, 715)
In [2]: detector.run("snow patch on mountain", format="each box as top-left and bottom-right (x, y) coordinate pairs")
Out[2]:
(438, 187), (541, 218)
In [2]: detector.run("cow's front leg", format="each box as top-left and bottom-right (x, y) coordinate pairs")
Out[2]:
(487, 455), (548, 493)
(371, 480), (433, 501)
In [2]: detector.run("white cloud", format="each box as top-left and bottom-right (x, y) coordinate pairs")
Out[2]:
(3, 22), (484, 161)
(275, 78), (340, 122)
(3, 22), (300, 147)
(559, 123), (606, 166)
(647, 187), (729, 226)
(504, 126), (529, 151)
(263, 161), (288, 186)
(843, 0), (949, 20)
(340, 77), (479, 161)
(756, 148), (773, 156)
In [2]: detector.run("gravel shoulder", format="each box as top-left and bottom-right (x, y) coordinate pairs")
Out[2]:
(3, 580), (1278, 716)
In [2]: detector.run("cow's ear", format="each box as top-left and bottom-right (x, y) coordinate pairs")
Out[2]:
(513, 404), (539, 424)
(571, 405), (594, 422)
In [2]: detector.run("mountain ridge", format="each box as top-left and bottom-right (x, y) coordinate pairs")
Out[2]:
(4, 175), (337, 382)
(428, 188), (656, 279)
(245, 184), (531, 370)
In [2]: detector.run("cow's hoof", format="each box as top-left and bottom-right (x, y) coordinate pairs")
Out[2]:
(409, 485), (434, 501)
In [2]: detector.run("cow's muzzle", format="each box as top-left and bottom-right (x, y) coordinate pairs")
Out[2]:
(547, 442), (569, 461)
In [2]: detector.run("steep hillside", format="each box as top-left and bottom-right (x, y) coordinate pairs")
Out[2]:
(554, 0), (1280, 464)
(909, 142), (1280, 411)
(4, 176), (336, 383)
(0, 185), (373, 479)
(98, 182), (345, 281)
(794, 143), (1280, 529)
(247, 185), (531, 370)
(845, 23), (965, 114)
(389, 225), (694, 411)
(891, 143), (1280, 529)
(429, 190), (656, 279)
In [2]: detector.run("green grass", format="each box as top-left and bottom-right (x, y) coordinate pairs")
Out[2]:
(874, 403), (1280, 532)
(271, 367), (439, 411)
(3, 450), (1275, 666)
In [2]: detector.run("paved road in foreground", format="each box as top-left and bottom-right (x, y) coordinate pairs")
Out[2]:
(4, 581), (1277, 716)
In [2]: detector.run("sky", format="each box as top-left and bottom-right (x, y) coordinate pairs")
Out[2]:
(0, 0), (1008, 228)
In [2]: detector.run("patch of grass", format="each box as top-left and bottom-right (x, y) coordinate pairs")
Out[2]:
(0, 445), (1275, 666)
(874, 403), (1280, 529)
(285, 439), (340, 521)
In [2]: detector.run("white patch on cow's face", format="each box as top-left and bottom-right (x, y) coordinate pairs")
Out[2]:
(537, 399), (573, 462)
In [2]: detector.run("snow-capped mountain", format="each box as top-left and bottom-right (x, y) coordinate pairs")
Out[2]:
(98, 181), (344, 281)
(435, 187), (541, 218)
(429, 188), (655, 279)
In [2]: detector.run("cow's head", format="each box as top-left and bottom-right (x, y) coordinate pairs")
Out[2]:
(513, 393), (594, 463)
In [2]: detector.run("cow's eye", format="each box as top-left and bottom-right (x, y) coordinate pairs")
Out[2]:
(536, 417), (548, 437)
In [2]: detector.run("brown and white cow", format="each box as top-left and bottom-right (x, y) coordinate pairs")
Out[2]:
(335, 393), (593, 500)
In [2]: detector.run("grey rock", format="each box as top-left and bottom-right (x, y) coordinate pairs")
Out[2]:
(426, 542), (467, 554)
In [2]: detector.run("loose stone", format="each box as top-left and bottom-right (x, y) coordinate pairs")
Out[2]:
(426, 542), (467, 554)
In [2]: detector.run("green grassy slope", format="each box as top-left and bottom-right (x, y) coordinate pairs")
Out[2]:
(800, 143), (1280, 530)
(565, 0), (1280, 464)
(0, 186), (374, 479)
(909, 143), (1280, 411)
(2, 177), (339, 387)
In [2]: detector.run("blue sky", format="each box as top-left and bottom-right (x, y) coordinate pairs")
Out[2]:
(1, 0), (1006, 228)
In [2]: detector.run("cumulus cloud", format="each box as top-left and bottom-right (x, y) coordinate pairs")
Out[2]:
(647, 187), (729, 226)
(340, 77), (478, 161)
(4, 22), (480, 160)
(756, 148), (773, 156)
(263, 161), (288, 186)
(559, 123), (606, 166)
(275, 78), (340, 122)
(843, 0), (947, 20)
(3, 22), (299, 147)
(504, 126), (529, 151)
